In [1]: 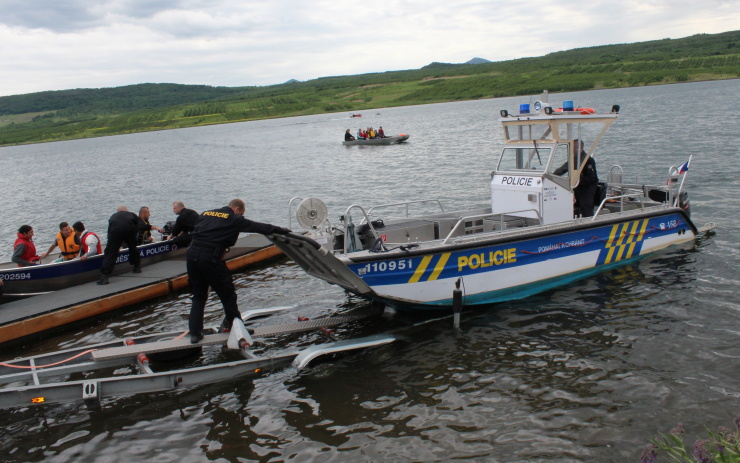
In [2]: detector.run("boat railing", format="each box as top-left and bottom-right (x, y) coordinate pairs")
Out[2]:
(287, 197), (304, 230)
(593, 193), (647, 220)
(342, 204), (376, 254)
(442, 209), (542, 245)
(363, 199), (445, 223)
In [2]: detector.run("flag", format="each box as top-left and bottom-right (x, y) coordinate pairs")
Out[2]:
(677, 160), (690, 174)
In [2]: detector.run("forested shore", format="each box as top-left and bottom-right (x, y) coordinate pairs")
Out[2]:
(0, 30), (738, 147)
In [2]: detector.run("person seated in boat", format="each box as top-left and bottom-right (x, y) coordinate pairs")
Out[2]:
(378, 126), (385, 138)
(12, 224), (41, 267)
(39, 222), (80, 262)
(72, 221), (102, 261)
(137, 206), (164, 244)
(166, 201), (199, 247)
(357, 129), (366, 140)
(553, 140), (599, 217)
(344, 129), (356, 141)
(368, 127), (377, 138)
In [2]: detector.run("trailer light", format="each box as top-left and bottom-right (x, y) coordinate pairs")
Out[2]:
(32, 397), (45, 403)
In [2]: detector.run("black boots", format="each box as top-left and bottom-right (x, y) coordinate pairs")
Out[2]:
(190, 333), (204, 344)
(97, 275), (109, 285)
(133, 264), (142, 273)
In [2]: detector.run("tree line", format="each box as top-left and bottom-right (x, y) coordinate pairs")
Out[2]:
(0, 30), (738, 146)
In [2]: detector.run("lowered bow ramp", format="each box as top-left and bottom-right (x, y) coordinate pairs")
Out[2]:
(269, 233), (373, 296)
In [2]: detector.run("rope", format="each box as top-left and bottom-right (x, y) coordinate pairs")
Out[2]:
(0, 349), (98, 370)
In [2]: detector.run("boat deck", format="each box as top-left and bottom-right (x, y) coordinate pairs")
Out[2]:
(0, 234), (283, 345)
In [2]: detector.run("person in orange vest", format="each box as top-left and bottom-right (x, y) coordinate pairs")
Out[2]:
(40, 222), (80, 262)
(12, 225), (41, 267)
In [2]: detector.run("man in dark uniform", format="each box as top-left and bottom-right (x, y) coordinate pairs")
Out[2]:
(553, 139), (599, 217)
(136, 206), (163, 244)
(572, 140), (599, 217)
(168, 201), (199, 248)
(98, 206), (141, 285)
(187, 198), (291, 344)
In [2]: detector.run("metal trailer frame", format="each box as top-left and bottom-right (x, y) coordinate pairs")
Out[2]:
(0, 307), (394, 409)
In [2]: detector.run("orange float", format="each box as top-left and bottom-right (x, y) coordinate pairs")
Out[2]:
(554, 107), (595, 114)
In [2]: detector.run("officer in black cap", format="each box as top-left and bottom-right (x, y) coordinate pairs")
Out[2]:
(187, 198), (291, 344)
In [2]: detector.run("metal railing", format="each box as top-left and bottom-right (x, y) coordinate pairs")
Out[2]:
(592, 193), (646, 220)
(442, 209), (542, 244)
(364, 199), (445, 222)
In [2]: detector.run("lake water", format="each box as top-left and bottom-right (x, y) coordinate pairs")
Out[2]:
(0, 80), (738, 462)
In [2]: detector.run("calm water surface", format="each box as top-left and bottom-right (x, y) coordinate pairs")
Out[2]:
(0, 80), (738, 462)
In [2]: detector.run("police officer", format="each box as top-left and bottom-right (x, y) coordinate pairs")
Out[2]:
(187, 198), (291, 344)
(98, 206), (141, 285)
(572, 140), (599, 217)
(167, 201), (199, 248)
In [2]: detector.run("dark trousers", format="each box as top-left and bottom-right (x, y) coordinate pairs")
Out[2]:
(101, 227), (139, 275)
(187, 246), (241, 335)
(575, 184), (597, 217)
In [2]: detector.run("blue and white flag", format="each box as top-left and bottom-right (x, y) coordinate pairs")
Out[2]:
(677, 160), (690, 174)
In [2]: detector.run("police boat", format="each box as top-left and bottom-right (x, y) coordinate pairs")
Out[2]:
(270, 91), (715, 309)
(0, 306), (394, 409)
(0, 237), (185, 301)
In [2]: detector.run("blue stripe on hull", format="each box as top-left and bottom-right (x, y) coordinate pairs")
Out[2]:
(407, 252), (647, 308)
(348, 212), (692, 309)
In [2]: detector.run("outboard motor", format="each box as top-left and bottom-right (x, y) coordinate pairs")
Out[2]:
(162, 220), (175, 240)
(678, 191), (690, 218)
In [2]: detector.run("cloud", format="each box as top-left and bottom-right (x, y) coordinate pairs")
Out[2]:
(0, 0), (738, 97)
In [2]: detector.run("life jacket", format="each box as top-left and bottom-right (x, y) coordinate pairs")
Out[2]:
(56, 231), (81, 260)
(80, 231), (102, 256)
(14, 232), (39, 267)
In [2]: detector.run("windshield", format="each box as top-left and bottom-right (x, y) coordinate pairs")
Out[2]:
(496, 147), (551, 173)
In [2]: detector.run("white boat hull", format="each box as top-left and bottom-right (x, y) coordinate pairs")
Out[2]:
(272, 209), (696, 308)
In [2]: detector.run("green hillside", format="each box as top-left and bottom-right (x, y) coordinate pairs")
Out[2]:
(1, 30), (738, 147)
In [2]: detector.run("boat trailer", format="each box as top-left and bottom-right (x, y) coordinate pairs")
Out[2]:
(0, 307), (395, 410)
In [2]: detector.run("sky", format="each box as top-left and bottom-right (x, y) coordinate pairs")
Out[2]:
(0, 0), (738, 97)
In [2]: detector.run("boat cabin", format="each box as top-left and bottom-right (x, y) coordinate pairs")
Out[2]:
(492, 91), (617, 224)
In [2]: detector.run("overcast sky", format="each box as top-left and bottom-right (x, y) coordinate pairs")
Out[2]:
(0, 0), (737, 97)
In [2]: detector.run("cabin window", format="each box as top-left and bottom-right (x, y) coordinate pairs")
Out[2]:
(548, 143), (571, 178)
(504, 124), (553, 142)
(497, 147), (551, 172)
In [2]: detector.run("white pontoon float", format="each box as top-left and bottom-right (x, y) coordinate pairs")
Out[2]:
(0, 307), (394, 409)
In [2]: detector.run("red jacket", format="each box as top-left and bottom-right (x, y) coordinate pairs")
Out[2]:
(80, 231), (102, 256)
(14, 233), (40, 267)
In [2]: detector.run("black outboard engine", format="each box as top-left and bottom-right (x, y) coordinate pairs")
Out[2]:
(678, 191), (690, 218)
(162, 220), (175, 240)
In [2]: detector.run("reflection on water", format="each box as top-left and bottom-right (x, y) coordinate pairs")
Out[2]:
(1, 81), (739, 462)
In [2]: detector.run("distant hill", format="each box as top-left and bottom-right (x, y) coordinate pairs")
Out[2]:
(423, 57), (492, 68)
(0, 83), (255, 116)
(465, 57), (491, 64)
(0, 30), (738, 146)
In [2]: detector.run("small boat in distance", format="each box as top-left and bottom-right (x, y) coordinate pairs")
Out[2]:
(350, 113), (362, 118)
(343, 134), (410, 146)
(274, 90), (714, 309)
